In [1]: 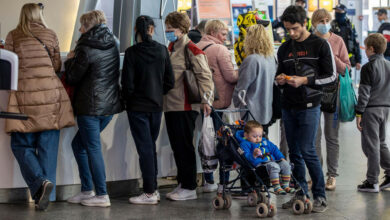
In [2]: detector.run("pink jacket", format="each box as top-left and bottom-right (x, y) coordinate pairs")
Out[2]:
(197, 35), (238, 109)
(328, 32), (351, 74)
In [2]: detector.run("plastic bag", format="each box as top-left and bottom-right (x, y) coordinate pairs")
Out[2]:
(222, 101), (241, 125)
(198, 115), (218, 173)
(339, 68), (357, 122)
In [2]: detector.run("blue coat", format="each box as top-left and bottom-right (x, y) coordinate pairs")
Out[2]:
(235, 130), (285, 167)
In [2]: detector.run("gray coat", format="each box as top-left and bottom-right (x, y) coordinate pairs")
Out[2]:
(233, 54), (276, 124)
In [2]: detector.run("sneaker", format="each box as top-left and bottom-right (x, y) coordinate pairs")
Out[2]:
(380, 176), (390, 190)
(281, 189), (305, 209)
(202, 182), (218, 193)
(67, 191), (95, 204)
(35, 180), (54, 210)
(166, 184), (181, 199)
(325, 176), (336, 191)
(357, 180), (379, 193)
(217, 184), (224, 194)
(169, 189), (197, 201)
(81, 195), (111, 207)
(129, 193), (158, 205)
(312, 197), (328, 213)
(154, 191), (160, 201)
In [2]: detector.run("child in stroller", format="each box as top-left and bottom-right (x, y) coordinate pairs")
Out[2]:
(235, 120), (295, 195)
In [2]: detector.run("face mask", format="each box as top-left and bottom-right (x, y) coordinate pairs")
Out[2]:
(335, 12), (347, 23)
(380, 19), (385, 24)
(165, 31), (178, 42)
(316, 23), (331, 35)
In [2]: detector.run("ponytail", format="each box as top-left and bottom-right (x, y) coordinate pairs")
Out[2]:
(135, 15), (154, 43)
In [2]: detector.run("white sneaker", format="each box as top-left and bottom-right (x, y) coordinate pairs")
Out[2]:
(81, 195), (111, 207)
(67, 191), (95, 204)
(166, 184), (181, 199)
(217, 184), (224, 194)
(154, 191), (160, 201)
(169, 189), (197, 201)
(202, 183), (218, 193)
(129, 193), (158, 205)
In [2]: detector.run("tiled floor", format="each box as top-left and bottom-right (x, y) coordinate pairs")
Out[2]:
(1, 118), (390, 220)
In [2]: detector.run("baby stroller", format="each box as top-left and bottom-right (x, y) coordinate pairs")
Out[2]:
(203, 91), (275, 218)
(204, 91), (313, 217)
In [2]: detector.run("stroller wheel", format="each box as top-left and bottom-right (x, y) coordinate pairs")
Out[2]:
(223, 194), (232, 209)
(304, 199), (313, 214)
(292, 200), (305, 215)
(268, 204), (277, 217)
(258, 192), (268, 204)
(256, 203), (268, 218)
(247, 192), (258, 207)
(212, 196), (225, 210)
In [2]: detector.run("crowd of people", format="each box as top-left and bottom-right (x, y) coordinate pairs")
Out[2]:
(3, 1), (390, 216)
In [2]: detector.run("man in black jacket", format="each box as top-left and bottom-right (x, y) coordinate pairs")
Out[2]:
(276, 5), (336, 213)
(377, 9), (390, 60)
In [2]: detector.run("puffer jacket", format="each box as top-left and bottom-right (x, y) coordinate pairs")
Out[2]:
(164, 34), (214, 112)
(5, 22), (75, 133)
(65, 24), (122, 116)
(197, 35), (238, 109)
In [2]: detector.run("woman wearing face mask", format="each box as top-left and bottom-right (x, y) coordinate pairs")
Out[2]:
(164, 12), (214, 201)
(312, 9), (351, 191)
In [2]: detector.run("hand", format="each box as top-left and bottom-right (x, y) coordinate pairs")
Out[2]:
(67, 50), (75, 59)
(276, 73), (287, 85)
(203, 104), (212, 117)
(286, 76), (308, 88)
(356, 63), (361, 71)
(253, 148), (261, 158)
(356, 116), (362, 131)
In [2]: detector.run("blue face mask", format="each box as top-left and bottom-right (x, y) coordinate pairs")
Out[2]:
(165, 31), (178, 42)
(335, 12), (347, 23)
(316, 23), (331, 35)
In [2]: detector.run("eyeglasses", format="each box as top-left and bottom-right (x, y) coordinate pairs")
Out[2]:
(37, 3), (44, 10)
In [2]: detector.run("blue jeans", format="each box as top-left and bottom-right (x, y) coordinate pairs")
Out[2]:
(282, 106), (326, 199)
(11, 130), (60, 201)
(72, 115), (113, 196)
(127, 111), (162, 194)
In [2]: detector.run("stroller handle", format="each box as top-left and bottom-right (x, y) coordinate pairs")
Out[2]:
(238, 90), (247, 106)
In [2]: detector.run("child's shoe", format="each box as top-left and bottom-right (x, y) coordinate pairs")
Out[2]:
(357, 180), (379, 193)
(282, 186), (295, 193)
(380, 176), (390, 190)
(274, 187), (286, 195)
(325, 176), (336, 191)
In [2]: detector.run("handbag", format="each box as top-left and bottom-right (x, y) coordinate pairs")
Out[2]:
(183, 42), (202, 104)
(33, 35), (74, 101)
(320, 77), (338, 113)
(339, 68), (357, 122)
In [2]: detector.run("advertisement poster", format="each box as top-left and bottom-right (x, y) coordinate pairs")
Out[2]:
(197, 0), (233, 25)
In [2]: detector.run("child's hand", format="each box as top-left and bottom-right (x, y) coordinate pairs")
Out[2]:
(253, 148), (261, 158)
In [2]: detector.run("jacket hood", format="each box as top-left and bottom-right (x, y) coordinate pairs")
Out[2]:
(133, 40), (162, 63)
(235, 130), (246, 143)
(201, 35), (223, 45)
(77, 24), (116, 50)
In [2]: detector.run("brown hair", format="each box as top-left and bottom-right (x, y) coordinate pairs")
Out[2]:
(205, 19), (228, 35)
(244, 120), (263, 134)
(165, 11), (191, 34)
(311, 9), (332, 27)
(80, 10), (107, 31)
(364, 33), (387, 54)
(17, 3), (48, 37)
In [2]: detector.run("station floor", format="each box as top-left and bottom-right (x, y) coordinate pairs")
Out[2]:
(1, 118), (390, 220)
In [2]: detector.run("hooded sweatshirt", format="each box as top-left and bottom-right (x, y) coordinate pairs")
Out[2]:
(122, 40), (175, 112)
(235, 130), (285, 167)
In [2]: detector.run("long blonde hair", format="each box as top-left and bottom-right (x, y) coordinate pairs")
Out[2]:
(244, 25), (273, 57)
(17, 3), (47, 37)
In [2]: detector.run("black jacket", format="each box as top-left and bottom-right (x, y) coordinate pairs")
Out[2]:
(331, 19), (362, 66)
(65, 24), (122, 116)
(276, 34), (337, 109)
(378, 22), (390, 57)
(121, 40), (174, 112)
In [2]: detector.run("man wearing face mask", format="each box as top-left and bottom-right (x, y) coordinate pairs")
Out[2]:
(377, 9), (390, 61)
(331, 4), (362, 71)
